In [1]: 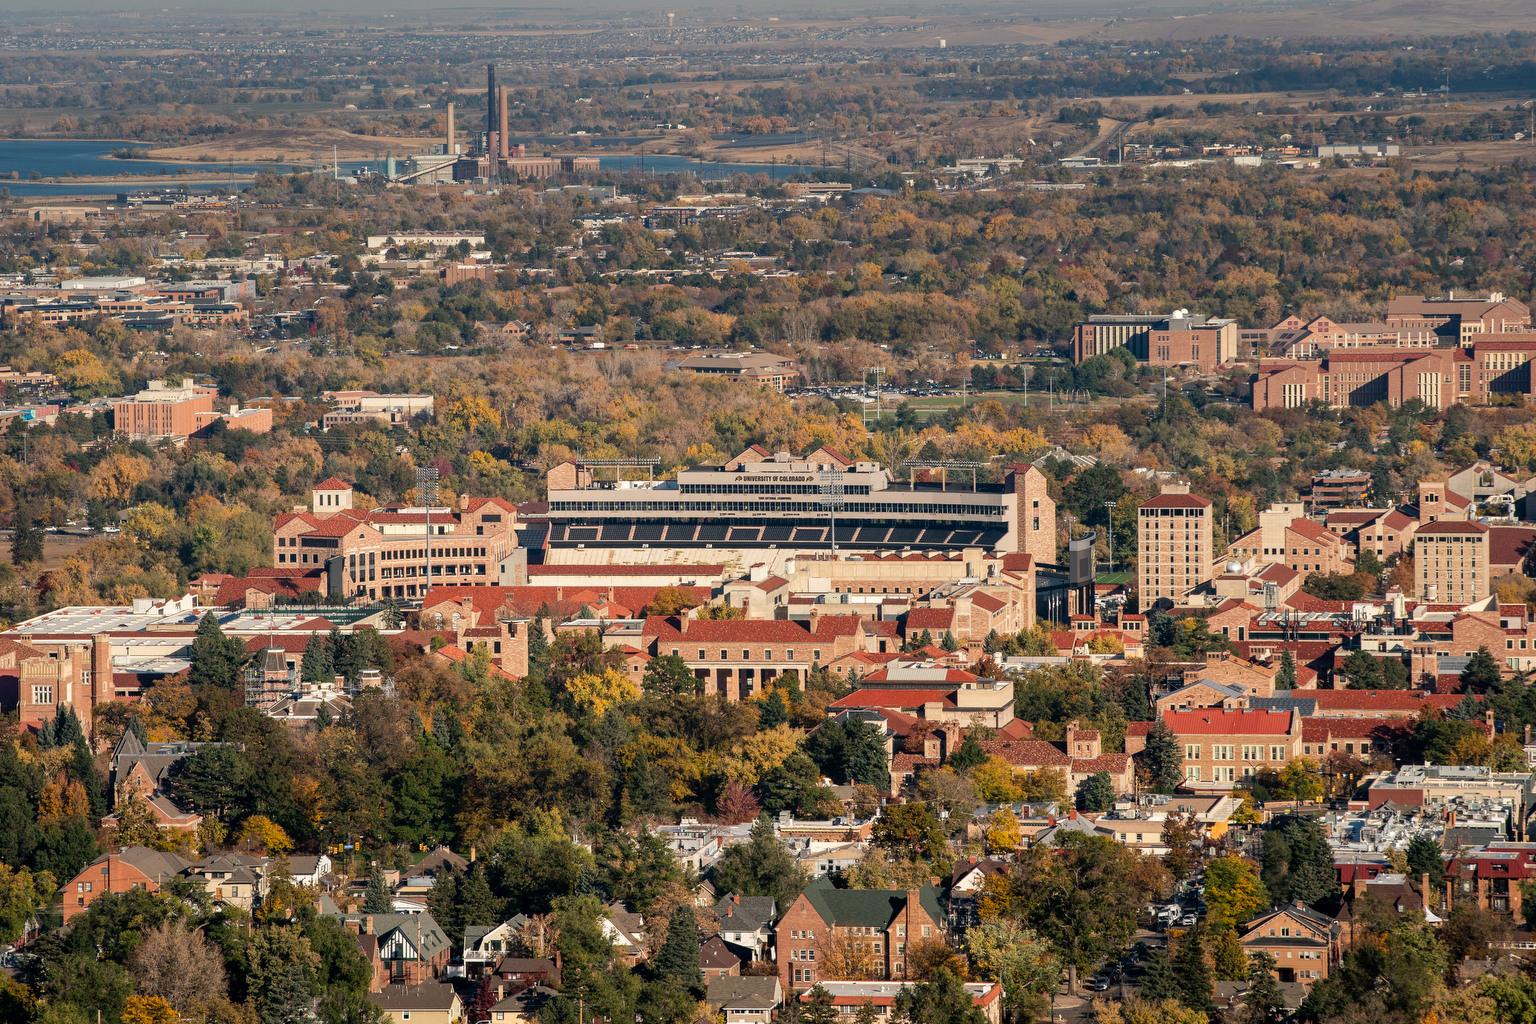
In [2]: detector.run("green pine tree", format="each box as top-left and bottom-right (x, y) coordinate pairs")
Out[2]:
(654, 906), (703, 996)
(362, 862), (393, 913)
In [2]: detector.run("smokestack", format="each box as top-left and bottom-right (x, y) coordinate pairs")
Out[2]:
(486, 64), (497, 152)
(498, 85), (510, 160)
(446, 102), (455, 155)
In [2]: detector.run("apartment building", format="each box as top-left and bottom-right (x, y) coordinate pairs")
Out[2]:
(1071, 312), (1239, 370)
(775, 877), (944, 992)
(1414, 519), (1490, 604)
(1127, 709), (1302, 792)
(1137, 485), (1213, 608)
(1227, 503), (1355, 577)
(273, 480), (520, 601)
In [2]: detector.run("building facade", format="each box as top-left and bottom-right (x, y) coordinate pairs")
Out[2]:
(1137, 486), (1213, 608)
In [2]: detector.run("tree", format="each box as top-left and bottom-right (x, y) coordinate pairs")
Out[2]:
(758, 751), (834, 818)
(644, 587), (703, 617)
(654, 907), (703, 996)
(949, 732), (987, 774)
(1074, 772), (1115, 813)
(1339, 649), (1384, 690)
(893, 968), (985, 1024)
(1405, 833), (1445, 886)
(302, 633), (334, 683)
(188, 613), (246, 689)
(1210, 926), (1247, 981)
(805, 718), (890, 789)
(1275, 651), (1296, 691)
(642, 654), (701, 698)
(1159, 811), (1203, 884)
(1170, 924), (1213, 1013)
(10, 506), (42, 566)
(1462, 647), (1503, 693)
(1008, 832), (1167, 992)
(1139, 721), (1183, 793)
(247, 925), (320, 1024)
(120, 995), (179, 1024)
(982, 809), (1022, 853)
(803, 986), (838, 1024)
(130, 919), (228, 1019)
(1242, 953), (1286, 1024)
(1203, 855), (1270, 931)
(711, 815), (805, 907)
(872, 802), (950, 873)
(964, 919), (1059, 1023)
(1260, 815), (1336, 907)
(362, 863), (393, 913)
(0, 863), (53, 944)
(236, 814), (293, 856)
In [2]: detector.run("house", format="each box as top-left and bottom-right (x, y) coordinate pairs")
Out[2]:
(700, 934), (742, 978)
(343, 912), (452, 990)
(1239, 903), (1343, 986)
(775, 876), (944, 992)
(105, 731), (212, 832)
(947, 857), (1009, 931)
(489, 956), (561, 991)
(368, 982), (462, 1024)
(707, 976), (783, 1024)
(712, 893), (777, 961)
(489, 985), (560, 1024)
(285, 853), (333, 887)
(798, 981), (1003, 1024)
(59, 846), (191, 922)
(602, 903), (648, 965)
(184, 853), (267, 911)
(464, 918), (530, 975)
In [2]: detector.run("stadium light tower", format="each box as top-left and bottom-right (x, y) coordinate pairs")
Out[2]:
(416, 465), (439, 597)
(819, 466), (846, 557)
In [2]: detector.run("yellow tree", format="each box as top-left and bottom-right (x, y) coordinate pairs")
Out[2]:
(121, 995), (179, 1024)
(235, 814), (294, 856)
(563, 668), (639, 717)
(971, 757), (1022, 803)
(1201, 855), (1269, 931)
(983, 809), (1022, 853)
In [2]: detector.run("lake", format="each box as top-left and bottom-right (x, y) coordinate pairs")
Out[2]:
(0, 138), (823, 196)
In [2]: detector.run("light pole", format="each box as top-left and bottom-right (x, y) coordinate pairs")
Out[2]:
(1103, 500), (1116, 575)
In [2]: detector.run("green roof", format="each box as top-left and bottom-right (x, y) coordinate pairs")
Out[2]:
(802, 876), (943, 929)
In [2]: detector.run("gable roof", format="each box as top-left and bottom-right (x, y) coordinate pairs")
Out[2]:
(800, 876), (942, 928)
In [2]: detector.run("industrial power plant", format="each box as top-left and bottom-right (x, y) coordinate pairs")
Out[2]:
(385, 65), (601, 185)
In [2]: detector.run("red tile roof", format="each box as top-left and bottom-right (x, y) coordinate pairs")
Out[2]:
(906, 607), (955, 631)
(1141, 492), (1212, 510)
(980, 739), (1071, 768)
(1163, 709), (1295, 736)
(1302, 717), (1411, 742)
(314, 477), (353, 490)
(1308, 690), (1470, 714)
(527, 563), (725, 577)
(1489, 526), (1536, 568)
(1417, 519), (1489, 536)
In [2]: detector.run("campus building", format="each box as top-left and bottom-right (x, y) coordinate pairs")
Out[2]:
(112, 377), (271, 443)
(540, 447), (1057, 563)
(1071, 312), (1240, 370)
(273, 480), (520, 601)
(1137, 484), (1213, 608)
(1251, 337), (1536, 412)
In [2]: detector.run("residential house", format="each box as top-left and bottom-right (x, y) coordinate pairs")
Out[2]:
(1239, 903), (1344, 986)
(344, 912), (452, 990)
(701, 935), (742, 978)
(712, 894), (777, 962)
(368, 982), (462, 1024)
(603, 903), (648, 965)
(706, 976), (783, 1024)
(59, 846), (191, 922)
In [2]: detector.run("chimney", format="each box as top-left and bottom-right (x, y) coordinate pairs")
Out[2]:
(499, 85), (511, 160)
(446, 102), (456, 155)
(486, 64), (497, 148)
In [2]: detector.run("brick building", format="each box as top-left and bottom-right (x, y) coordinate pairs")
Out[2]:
(60, 847), (191, 922)
(1227, 503), (1356, 578)
(1071, 313), (1240, 370)
(112, 377), (271, 443)
(273, 481), (520, 602)
(1127, 708), (1302, 792)
(1414, 519), (1490, 604)
(775, 877), (944, 992)
(1137, 485), (1213, 609)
